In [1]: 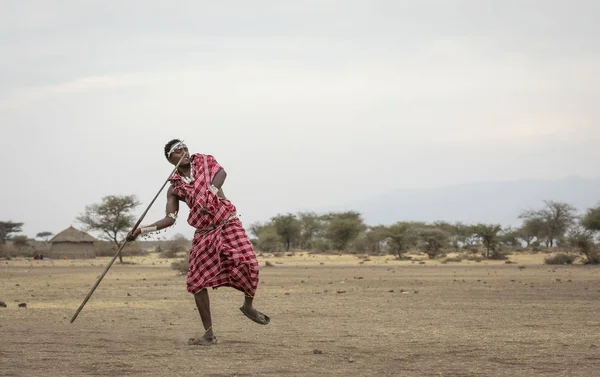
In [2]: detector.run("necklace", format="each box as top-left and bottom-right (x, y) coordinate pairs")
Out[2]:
(180, 163), (194, 184)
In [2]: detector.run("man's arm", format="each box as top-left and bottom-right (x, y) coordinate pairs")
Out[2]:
(211, 168), (227, 199)
(127, 186), (180, 241)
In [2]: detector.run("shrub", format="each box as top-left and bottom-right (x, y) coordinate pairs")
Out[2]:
(544, 252), (577, 265)
(171, 259), (189, 274)
(583, 251), (600, 265)
(125, 248), (148, 257)
(441, 255), (463, 263)
(463, 253), (484, 262)
(159, 248), (181, 258)
(489, 251), (508, 260)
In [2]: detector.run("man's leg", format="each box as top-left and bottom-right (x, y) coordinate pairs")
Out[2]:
(189, 288), (217, 345)
(241, 294), (270, 325)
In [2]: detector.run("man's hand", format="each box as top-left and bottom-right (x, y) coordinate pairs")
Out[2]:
(126, 228), (141, 242)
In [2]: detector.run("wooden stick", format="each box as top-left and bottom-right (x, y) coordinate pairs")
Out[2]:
(70, 150), (188, 323)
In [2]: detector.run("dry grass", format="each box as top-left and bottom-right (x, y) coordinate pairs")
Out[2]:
(0, 253), (599, 376)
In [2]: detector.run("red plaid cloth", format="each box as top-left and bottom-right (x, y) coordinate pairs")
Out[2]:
(170, 154), (259, 296)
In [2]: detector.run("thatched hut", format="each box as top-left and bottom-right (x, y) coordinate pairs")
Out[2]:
(49, 226), (97, 259)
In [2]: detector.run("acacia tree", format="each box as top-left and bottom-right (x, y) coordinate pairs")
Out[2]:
(472, 224), (503, 259)
(36, 232), (54, 242)
(258, 224), (281, 252)
(12, 235), (29, 251)
(566, 224), (598, 264)
(0, 221), (23, 244)
(364, 225), (388, 255)
(323, 211), (366, 251)
(433, 221), (466, 251)
(386, 222), (419, 259)
(297, 212), (325, 250)
(271, 213), (301, 251)
(500, 227), (522, 249)
(77, 195), (140, 263)
(582, 204), (600, 234)
(519, 218), (546, 247)
(418, 227), (450, 259)
(519, 201), (577, 247)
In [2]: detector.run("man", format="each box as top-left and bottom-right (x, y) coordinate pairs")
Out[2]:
(127, 139), (269, 345)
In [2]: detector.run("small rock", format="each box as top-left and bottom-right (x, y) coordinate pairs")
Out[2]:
(336, 290), (346, 294)
(348, 357), (355, 363)
(18, 303), (27, 308)
(284, 292), (291, 296)
(354, 277), (364, 280)
(388, 290), (394, 293)
(127, 293), (131, 296)
(301, 280), (305, 283)
(15, 284), (20, 287)
(0, 301), (7, 308)
(319, 262), (324, 265)
(591, 344), (598, 349)
(313, 349), (323, 354)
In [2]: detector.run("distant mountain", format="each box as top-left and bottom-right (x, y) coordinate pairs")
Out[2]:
(340, 176), (600, 227)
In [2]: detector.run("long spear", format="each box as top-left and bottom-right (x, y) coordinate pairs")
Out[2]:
(70, 150), (187, 323)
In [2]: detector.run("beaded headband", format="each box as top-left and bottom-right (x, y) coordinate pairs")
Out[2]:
(167, 141), (187, 158)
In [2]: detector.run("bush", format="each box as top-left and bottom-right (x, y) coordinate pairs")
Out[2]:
(95, 244), (118, 257)
(0, 244), (9, 259)
(171, 259), (189, 274)
(544, 252), (577, 265)
(158, 239), (187, 258)
(159, 248), (182, 258)
(463, 253), (484, 262)
(441, 255), (463, 263)
(583, 251), (600, 265)
(489, 251), (508, 260)
(125, 248), (149, 257)
(0, 241), (37, 258)
(94, 243), (148, 257)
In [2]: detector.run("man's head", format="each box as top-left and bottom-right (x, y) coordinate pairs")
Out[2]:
(164, 139), (191, 166)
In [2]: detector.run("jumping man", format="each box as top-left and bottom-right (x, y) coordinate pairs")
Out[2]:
(127, 139), (270, 345)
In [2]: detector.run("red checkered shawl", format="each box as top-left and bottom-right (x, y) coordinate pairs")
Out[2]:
(169, 154), (259, 296)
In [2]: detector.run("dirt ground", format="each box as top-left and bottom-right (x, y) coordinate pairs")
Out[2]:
(1, 253), (599, 377)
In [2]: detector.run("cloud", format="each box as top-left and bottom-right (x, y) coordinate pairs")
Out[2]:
(2, 34), (597, 145)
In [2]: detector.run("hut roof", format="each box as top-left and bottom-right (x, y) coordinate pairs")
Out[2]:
(50, 226), (97, 243)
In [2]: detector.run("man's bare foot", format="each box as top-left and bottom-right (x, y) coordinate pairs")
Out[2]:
(240, 305), (270, 325)
(188, 334), (218, 346)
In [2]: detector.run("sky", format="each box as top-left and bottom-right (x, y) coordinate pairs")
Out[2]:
(1, 0), (599, 240)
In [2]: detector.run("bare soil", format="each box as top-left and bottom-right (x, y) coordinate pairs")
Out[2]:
(1, 253), (599, 376)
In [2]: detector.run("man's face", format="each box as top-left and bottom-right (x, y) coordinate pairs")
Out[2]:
(168, 142), (190, 166)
